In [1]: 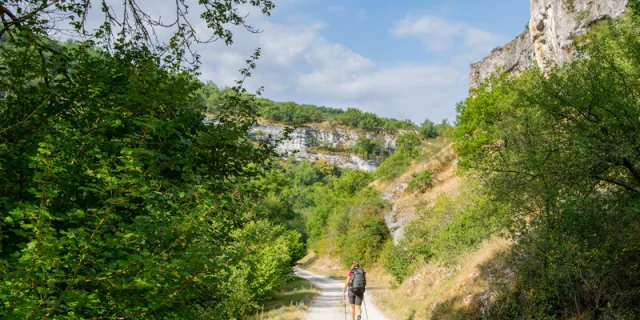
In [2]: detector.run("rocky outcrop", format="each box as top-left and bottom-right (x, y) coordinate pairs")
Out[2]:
(469, 31), (536, 89)
(529, 0), (628, 73)
(470, 0), (628, 88)
(249, 123), (402, 172)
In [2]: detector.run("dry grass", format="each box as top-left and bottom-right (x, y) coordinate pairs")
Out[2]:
(298, 142), (516, 319)
(247, 277), (320, 320)
(297, 251), (346, 280)
(371, 141), (461, 229)
(371, 237), (512, 319)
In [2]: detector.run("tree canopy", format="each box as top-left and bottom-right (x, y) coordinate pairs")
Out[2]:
(199, 82), (420, 132)
(0, 1), (314, 318)
(454, 14), (640, 318)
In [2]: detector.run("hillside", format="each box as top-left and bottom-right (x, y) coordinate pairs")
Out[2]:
(299, 2), (640, 319)
(299, 139), (513, 319)
(248, 122), (407, 172)
(3, 0), (640, 319)
(200, 82), (443, 171)
(199, 81), (421, 132)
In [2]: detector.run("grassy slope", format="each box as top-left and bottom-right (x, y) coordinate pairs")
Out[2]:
(371, 143), (513, 319)
(247, 277), (320, 320)
(304, 140), (514, 319)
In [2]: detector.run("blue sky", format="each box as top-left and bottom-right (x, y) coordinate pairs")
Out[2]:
(78, 1), (530, 124)
(149, 0), (531, 124)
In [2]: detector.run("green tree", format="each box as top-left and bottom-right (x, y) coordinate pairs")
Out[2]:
(353, 136), (378, 158)
(420, 119), (438, 138)
(0, 1), (311, 318)
(455, 16), (640, 318)
(396, 132), (422, 154)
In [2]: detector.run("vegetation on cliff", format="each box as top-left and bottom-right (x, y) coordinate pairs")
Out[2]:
(199, 81), (433, 133)
(455, 12), (640, 319)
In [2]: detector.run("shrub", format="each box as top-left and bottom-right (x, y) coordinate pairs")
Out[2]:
(352, 136), (387, 159)
(420, 119), (438, 139)
(334, 168), (374, 196)
(374, 151), (413, 181)
(380, 240), (415, 283)
(306, 179), (390, 267)
(339, 189), (390, 267)
(396, 132), (422, 152)
(407, 169), (436, 193)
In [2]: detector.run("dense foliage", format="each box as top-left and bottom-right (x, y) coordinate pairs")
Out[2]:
(374, 132), (422, 181)
(0, 1), (319, 318)
(455, 14), (640, 319)
(0, 38), (307, 318)
(380, 179), (507, 282)
(304, 169), (390, 267)
(200, 82), (420, 132)
(351, 136), (389, 160)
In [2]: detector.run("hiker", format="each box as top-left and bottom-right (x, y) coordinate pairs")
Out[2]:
(343, 261), (366, 320)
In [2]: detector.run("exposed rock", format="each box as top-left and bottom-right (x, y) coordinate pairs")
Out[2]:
(470, 0), (628, 88)
(529, 0), (628, 73)
(382, 181), (409, 244)
(384, 209), (407, 245)
(248, 122), (403, 172)
(469, 31), (536, 89)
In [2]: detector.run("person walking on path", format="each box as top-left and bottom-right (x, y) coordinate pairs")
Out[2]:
(343, 262), (366, 320)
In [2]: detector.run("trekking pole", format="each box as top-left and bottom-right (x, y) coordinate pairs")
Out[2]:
(343, 290), (347, 320)
(362, 295), (370, 320)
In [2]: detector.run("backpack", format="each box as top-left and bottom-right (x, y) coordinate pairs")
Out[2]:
(350, 268), (366, 290)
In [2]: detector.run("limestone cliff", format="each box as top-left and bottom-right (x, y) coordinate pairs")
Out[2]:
(249, 123), (403, 172)
(469, 31), (536, 89)
(470, 0), (628, 88)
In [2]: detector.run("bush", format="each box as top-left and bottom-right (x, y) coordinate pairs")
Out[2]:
(333, 169), (374, 196)
(305, 175), (390, 267)
(454, 16), (640, 317)
(407, 169), (436, 193)
(209, 220), (305, 317)
(374, 151), (413, 181)
(339, 189), (390, 267)
(396, 132), (422, 152)
(375, 132), (423, 181)
(352, 136), (388, 159)
(410, 186), (504, 262)
(420, 119), (438, 139)
(380, 240), (415, 283)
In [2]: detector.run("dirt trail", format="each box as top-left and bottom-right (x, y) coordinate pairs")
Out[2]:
(294, 267), (389, 320)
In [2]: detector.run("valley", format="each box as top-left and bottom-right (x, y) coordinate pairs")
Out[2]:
(2, 0), (640, 319)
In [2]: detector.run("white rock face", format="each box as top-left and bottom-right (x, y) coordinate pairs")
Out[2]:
(249, 123), (403, 172)
(470, 0), (628, 88)
(469, 31), (536, 89)
(529, 0), (628, 73)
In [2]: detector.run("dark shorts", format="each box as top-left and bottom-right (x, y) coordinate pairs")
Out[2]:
(348, 287), (364, 305)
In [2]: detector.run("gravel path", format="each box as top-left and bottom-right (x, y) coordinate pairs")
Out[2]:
(294, 267), (389, 320)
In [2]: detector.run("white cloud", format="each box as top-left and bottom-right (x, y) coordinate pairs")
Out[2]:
(189, 12), (470, 123)
(391, 14), (503, 55)
(77, 2), (491, 123)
